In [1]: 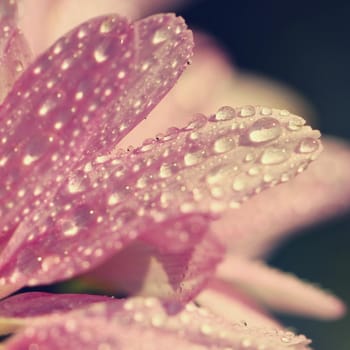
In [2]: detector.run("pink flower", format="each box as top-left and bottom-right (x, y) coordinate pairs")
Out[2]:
(0, 1), (348, 349)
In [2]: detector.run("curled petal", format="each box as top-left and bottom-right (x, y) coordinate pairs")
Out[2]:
(0, 295), (312, 350)
(217, 255), (346, 320)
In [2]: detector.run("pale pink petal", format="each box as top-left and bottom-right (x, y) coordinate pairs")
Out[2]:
(0, 0), (32, 102)
(1, 296), (312, 350)
(214, 137), (350, 258)
(217, 255), (346, 320)
(85, 231), (224, 306)
(0, 12), (193, 294)
(197, 279), (281, 328)
(20, 0), (189, 54)
(0, 107), (321, 296)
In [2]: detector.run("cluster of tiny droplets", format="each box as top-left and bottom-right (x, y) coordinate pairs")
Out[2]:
(0, 14), (193, 287)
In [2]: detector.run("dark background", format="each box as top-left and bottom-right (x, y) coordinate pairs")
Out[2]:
(178, 1), (350, 349)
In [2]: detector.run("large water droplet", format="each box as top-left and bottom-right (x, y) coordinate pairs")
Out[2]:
(213, 136), (235, 153)
(247, 117), (282, 144)
(211, 106), (236, 121)
(260, 147), (289, 165)
(297, 138), (319, 153)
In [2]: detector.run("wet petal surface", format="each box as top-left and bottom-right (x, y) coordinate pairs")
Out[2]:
(0, 295), (312, 350)
(0, 106), (321, 295)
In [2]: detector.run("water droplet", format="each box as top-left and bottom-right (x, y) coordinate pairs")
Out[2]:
(159, 163), (172, 178)
(41, 255), (61, 272)
(15, 60), (24, 73)
(297, 138), (319, 153)
(108, 193), (120, 206)
(62, 220), (79, 237)
(67, 174), (88, 193)
(233, 178), (245, 191)
(99, 17), (116, 33)
(94, 40), (110, 63)
(213, 136), (235, 153)
(184, 114), (207, 130)
(211, 106), (236, 121)
(247, 166), (260, 176)
(260, 147), (289, 165)
(247, 118), (282, 144)
(238, 105), (255, 117)
(184, 151), (203, 166)
(210, 186), (224, 198)
(287, 117), (305, 131)
(260, 107), (272, 115)
(152, 29), (167, 44)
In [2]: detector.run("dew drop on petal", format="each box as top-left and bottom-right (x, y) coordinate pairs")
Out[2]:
(184, 151), (203, 166)
(260, 147), (289, 165)
(213, 136), (235, 154)
(211, 106), (236, 121)
(238, 105), (255, 117)
(152, 29), (167, 44)
(247, 117), (282, 144)
(296, 138), (319, 153)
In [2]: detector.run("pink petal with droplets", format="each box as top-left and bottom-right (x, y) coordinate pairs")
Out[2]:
(0, 107), (321, 296)
(215, 137), (350, 258)
(217, 255), (346, 320)
(85, 230), (224, 306)
(1, 295), (312, 350)
(0, 1), (32, 102)
(0, 13), (193, 295)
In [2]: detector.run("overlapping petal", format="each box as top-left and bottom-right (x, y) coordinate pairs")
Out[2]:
(0, 293), (312, 350)
(216, 256), (346, 320)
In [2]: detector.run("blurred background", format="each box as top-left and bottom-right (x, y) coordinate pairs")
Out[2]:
(175, 0), (350, 349)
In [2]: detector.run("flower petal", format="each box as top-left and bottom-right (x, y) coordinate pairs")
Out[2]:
(85, 230), (224, 306)
(0, 0), (32, 102)
(197, 279), (281, 328)
(217, 255), (346, 320)
(214, 137), (350, 258)
(0, 107), (321, 295)
(1, 295), (312, 350)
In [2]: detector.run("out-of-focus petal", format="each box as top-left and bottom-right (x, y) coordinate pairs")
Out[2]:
(215, 137), (350, 258)
(0, 295), (312, 350)
(197, 279), (281, 328)
(122, 33), (315, 148)
(19, 0), (189, 54)
(217, 255), (346, 320)
(0, 0), (32, 102)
